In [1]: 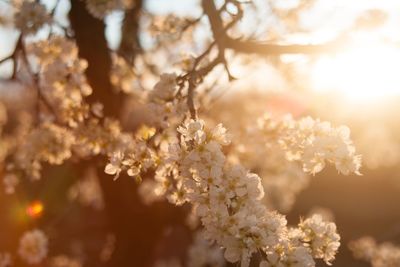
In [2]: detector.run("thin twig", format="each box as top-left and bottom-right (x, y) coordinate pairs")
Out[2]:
(0, 55), (12, 65)
(0, 34), (22, 72)
(50, 0), (61, 16)
(20, 41), (57, 118)
(187, 77), (196, 119)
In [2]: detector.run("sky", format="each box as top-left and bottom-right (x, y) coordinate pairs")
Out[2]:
(2, 0), (400, 99)
(2, 0), (400, 52)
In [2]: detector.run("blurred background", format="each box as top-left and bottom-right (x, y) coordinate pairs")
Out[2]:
(1, 0), (400, 266)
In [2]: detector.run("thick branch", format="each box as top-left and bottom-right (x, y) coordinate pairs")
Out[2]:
(69, 0), (119, 117)
(202, 0), (342, 56)
(201, 0), (227, 49)
(226, 39), (342, 55)
(118, 0), (142, 64)
(0, 35), (22, 79)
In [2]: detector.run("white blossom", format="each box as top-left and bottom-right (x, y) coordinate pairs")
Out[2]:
(49, 255), (82, 267)
(154, 258), (182, 267)
(258, 114), (362, 175)
(68, 167), (104, 209)
(110, 54), (136, 94)
(299, 214), (340, 265)
(159, 119), (341, 267)
(349, 237), (400, 267)
(18, 229), (48, 265)
(187, 231), (225, 267)
(85, 0), (134, 19)
(3, 173), (19, 194)
(14, 1), (51, 34)
(149, 73), (178, 103)
(0, 253), (11, 267)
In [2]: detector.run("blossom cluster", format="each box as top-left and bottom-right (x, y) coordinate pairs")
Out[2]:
(230, 116), (309, 212)
(355, 126), (400, 169)
(149, 14), (193, 42)
(154, 119), (340, 267)
(85, 0), (134, 19)
(2, 173), (19, 194)
(0, 253), (11, 267)
(154, 230), (225, 267)
(68, 167), (104, 210)
(28, 37), (92, 127)
(349, 237), (400, 267)
(298, 214), (340, 264)
(146, 73), (187, 129)
(13, 0), (51, 35)
(15, 122), (75, 180)
(257, 114), (362, 175)
(3, 229), (82, 267)
(120, 74), (187, 188)
(0, 0), (371, 266)
(154, 258), (182, 267)
(110, 54), (136, 94)
(0, 62), (360, 267)
(49, 255), (82, 267)
(18, 229), (48, 265)
(1, 36), (151, 190)
(186, 230), (225, 267)
(208, 109), (361, 212)
(104, 138), (157, 181)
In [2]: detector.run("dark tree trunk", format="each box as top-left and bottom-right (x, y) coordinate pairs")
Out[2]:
(69, 1), (187, 266)
(118, 0), (143, 64)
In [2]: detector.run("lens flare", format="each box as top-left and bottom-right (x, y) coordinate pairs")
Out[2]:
(26, 201), (44, 219)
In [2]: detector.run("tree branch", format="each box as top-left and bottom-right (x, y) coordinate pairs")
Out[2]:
(226, 38), (342, 55)
(202, 0), (343, 56)
(118, 0), (143, 64)
(0, 55), (12, 65)
(0, 34), (23, 79)
(201, 0), (227, 49)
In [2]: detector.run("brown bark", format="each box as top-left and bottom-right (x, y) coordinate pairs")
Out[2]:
(118, 0), (143, 64)
(69, 1), (187, 266)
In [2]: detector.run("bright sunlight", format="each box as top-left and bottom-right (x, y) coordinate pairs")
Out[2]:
(311, 39), (400, 101)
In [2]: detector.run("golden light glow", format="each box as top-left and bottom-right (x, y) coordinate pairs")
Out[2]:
(311, 40), (400, 102)
(26, 200), (44, 219)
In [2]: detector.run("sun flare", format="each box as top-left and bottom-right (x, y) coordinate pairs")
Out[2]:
(311, 40), (400, 101)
